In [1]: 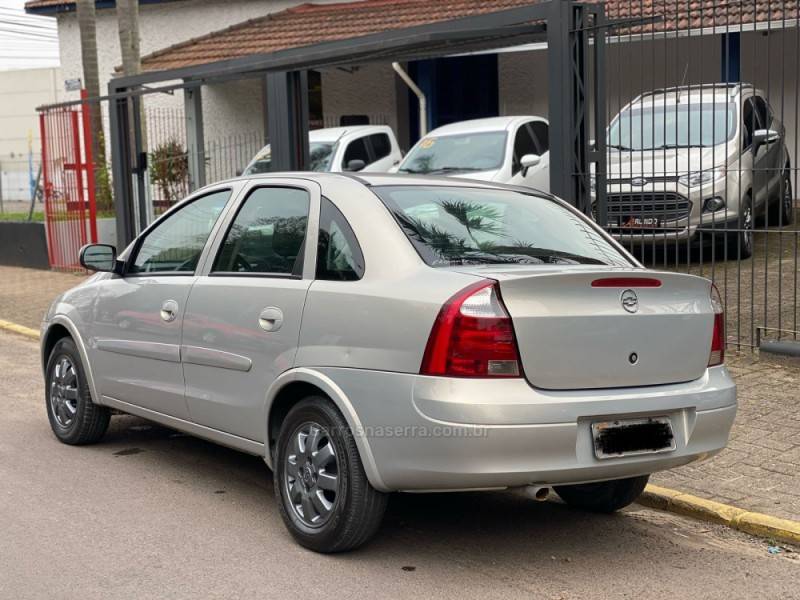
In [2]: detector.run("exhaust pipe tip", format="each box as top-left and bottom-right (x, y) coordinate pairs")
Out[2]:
(524, 485), (551, 502)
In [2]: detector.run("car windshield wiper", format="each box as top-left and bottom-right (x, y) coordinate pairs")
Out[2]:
(398, 167), (424, 174)
(493, 246), (607, 265)
(428, 166), (483, 173)
(607, 144), (634, 151)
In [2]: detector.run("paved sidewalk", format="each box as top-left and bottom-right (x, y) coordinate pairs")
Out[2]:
(2, 265), (798, 521)
(0, 265), (86, 330)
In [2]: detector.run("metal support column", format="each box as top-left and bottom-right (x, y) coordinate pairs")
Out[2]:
(548, 0), (596, 216)
(110, 84), (136, 247)
(265, 70), (310, 171)
(588, 3), (608, 226)
(721, 32), (741, 83)
(184, 85), (206, 191)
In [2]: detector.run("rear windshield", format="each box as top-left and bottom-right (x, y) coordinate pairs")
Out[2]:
(374, 185), (631, 268)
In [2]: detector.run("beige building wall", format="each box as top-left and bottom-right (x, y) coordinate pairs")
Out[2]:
(0, 67), (62, 202)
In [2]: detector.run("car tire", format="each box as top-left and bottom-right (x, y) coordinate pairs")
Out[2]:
(45, 337), (110, 445)
(770, 162), (794, 227)
(731, 193), (754, 259)
(554, 474), (649, 513)
(274, 396), (388, 553)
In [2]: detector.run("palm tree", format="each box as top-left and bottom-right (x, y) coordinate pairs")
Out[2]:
(75, 0), (111, 209)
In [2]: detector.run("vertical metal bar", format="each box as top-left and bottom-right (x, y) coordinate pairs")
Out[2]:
(592, 3), (608, 228)
(266, 70), (310, 171)
(39, 111), (55, 268)
(110, 83), (136, 248)
(184, 84), (206, 191)
(547, 0), (574, 203)
(70, 109), (88, 251)
(80, 89), (98, 244)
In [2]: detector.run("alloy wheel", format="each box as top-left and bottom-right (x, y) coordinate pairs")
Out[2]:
(50, 356), (79, 429)
(783, 172), (793, 222)
(284, 422), (340, 527)
(742, 202), (754, 254)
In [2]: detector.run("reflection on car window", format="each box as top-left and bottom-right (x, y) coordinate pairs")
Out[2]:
(212, 187), (309, 276)
(373, 185), (631, 268)
(316, 197), (364, 281)
(399, 131), (507, 174)
(130, 190), (230, 274)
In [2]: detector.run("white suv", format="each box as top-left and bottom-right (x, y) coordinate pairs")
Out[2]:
(599, 83), (793, 258)
(243, 125), (403, 175)
(394, 116), (550, 192)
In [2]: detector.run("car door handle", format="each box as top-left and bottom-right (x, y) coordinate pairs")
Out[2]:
(160, 299), (179, 323)
(258, 307), (284, 332)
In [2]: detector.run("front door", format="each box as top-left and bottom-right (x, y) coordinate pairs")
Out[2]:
(181, 181), (318, 442)
(89, 189), (233, 418)
(509, 119), (550, 192)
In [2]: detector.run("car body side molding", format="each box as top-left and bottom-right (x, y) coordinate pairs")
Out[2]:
(95, 338), (181, 363)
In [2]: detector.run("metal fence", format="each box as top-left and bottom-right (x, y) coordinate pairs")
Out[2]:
(583, 0), (800, 350)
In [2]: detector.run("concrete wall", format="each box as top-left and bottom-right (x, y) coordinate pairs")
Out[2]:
(320, 64), (399, 133)
(0, 67), (62, 202)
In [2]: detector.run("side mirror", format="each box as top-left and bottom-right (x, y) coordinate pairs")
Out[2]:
(345, 159), (366, 172)
(520, 153), (541, 177)
(80, 244), (119, 273)
(753, 128), (780, 150)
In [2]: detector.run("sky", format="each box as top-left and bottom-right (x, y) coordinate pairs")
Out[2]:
(0, 0), (60, 71)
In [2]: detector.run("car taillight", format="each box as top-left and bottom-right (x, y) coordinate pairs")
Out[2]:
(709, 284), (725, 366)
(421, 280), (522, 378)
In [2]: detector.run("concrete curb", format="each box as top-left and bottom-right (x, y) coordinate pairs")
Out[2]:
(0, 318), (39, 340)
(640, 484), (800, 545)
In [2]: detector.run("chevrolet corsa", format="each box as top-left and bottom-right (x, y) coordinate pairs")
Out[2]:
(41, 174), (736, 552)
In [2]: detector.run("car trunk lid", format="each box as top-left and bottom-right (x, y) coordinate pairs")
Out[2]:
(450, 266), (714, 390)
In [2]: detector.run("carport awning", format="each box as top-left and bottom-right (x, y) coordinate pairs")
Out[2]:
(134, 0), (799, 74)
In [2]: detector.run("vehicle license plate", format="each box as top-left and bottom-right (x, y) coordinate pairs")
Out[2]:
(616, 215), (662, 228)
(591, 417), (676, 459)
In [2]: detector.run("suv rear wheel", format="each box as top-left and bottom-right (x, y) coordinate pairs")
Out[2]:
(771, 162), (794, 226)
(554, 475), (649, 513)
(274, 396), (387, 553)
(45, 337), (110, 445)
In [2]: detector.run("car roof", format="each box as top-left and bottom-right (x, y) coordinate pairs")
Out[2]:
(221, 171), (548, 195)
(628, 82), (762, 109)
(309, 125), (392, 142)
(425, 116), (542, 136)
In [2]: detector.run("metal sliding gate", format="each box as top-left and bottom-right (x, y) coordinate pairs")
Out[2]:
(38, 90), (98, 271)
(577, 0), (800, 350)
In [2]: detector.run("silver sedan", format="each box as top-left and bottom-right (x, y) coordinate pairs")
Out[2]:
(41, 173), (736, 552)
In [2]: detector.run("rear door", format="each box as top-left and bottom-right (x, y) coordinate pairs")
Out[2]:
(181, 180), (319, 442)
(89, 188), (233, 418)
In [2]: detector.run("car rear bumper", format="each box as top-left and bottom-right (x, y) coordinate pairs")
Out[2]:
(316, 366), (736, 491)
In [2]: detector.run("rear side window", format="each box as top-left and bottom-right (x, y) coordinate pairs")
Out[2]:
(316, 197), (364, 281)
(212, 187), (309, 276)
(373, 185), (631, 268)
(369, 133), (392, 160)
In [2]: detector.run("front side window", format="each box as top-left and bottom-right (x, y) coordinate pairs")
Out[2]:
(398, 131), (508, 175)
(212, 187), (309, 276)
(742, 98), (756, 150)
(343, 137), (370, 169)
(373, 185), (631, 268)
(129, 189), (230, 274)
(512, 125), (538, 174)
(316, 197), (364, 281)
(531, 121), (549, 153)
(608, 101), (736, 149)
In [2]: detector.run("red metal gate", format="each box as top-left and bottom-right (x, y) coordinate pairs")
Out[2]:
(38, 90), (98, 271)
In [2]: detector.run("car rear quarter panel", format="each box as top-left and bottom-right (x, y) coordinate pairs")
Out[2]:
(294, 177), (481, 372)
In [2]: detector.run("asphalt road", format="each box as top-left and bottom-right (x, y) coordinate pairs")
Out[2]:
(1, 330), (798, 600)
